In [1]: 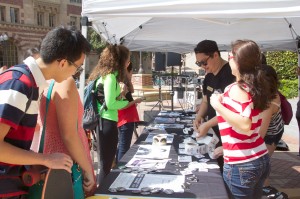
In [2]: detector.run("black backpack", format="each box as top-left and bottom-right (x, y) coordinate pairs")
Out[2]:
(82, 78), (106, 130)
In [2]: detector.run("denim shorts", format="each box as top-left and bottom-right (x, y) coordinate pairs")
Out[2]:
(264, 131), (284, 146)
(223, 154), (270, 199)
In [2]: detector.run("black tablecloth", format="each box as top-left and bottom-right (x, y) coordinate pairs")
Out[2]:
(94, 112), (229, 199)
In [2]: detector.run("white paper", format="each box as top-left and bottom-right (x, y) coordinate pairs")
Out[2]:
(179, 143), (185, 148)
(178, 148), (186, 154)
(197, 135), (213, 145)
(178, 155), (192, 162)
(151, 124), (185, 129)
(134, 145), (171, 159)
(109, 173), (185, 192)
(125, 157), (168, 169)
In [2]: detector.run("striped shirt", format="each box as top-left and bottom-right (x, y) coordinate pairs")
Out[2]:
(0, 57), (48, 196)
(217, 83), (268, 164)
(266, 101), (284, 136)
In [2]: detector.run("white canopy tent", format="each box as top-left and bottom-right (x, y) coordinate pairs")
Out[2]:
(79, 0), (300, 100)
(82, 0), (300, 53)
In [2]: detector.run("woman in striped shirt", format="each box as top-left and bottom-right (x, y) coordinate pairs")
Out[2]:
(210, 40), (277, 198)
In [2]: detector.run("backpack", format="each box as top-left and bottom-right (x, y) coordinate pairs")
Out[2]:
(82, 78), (107, 130)
(278, 91), (293, 125)
(82, 76), (119, 130)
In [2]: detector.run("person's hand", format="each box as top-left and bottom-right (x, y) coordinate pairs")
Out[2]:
(135, 97), (143, 104)
(193, 115), (204, 131)
(116, 94), (123, 100)
(83, 170), (95, 192)
(44, 153), (73, 173)
(210, 93), (222, 110)
(213, 146), (224, 159)
(195, 122), (210, 138)
(193, 116), (205, 131)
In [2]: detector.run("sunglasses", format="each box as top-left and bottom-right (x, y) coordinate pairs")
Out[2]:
(67, 60), (84, 77)
(195, 56), (211, 67)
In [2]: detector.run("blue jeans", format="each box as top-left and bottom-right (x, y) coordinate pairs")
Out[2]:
(116, 122), (135, 163)
(223, 154), (270, 199)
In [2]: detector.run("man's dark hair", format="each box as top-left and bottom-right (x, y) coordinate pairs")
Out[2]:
(40, 26), (91, 64)
(194, 40), (220, 56)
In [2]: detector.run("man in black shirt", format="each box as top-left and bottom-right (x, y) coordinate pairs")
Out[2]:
(193, 40), (235, 171)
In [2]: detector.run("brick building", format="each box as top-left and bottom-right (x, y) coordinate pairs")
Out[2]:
(0, 0), (82, 67)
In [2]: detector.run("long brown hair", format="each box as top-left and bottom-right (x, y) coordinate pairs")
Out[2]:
(88, 44), (130, 82)
(231, 40), (276, 110)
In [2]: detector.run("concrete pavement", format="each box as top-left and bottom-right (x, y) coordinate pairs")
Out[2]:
(271, 98), (300, 199)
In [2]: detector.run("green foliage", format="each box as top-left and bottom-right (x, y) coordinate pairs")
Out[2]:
(87, 27), (106, 54)
(266, 51), (298, 99)
(279, 79), (298, 98)
(266, 51), (298, 80)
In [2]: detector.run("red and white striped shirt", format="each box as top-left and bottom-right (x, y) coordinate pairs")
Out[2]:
(217, 83), (268, 164)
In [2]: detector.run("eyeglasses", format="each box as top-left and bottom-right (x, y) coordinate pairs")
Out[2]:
(195, 56), (211, 67)
(67, 60), (84, 76)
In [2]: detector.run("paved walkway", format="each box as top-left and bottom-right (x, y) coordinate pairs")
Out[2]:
(271, 98), (300, 199)
(135, 98), (300, 199)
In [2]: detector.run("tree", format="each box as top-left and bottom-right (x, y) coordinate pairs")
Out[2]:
(266, 51), (298, 80)
(87, 27), (106, 54)
(266, 51), (298, 98)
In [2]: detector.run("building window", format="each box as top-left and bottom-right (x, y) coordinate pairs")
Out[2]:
(0, 39), (18, 67)
(37, 12), (44, 26)
(0, 6), (5, 22)
(70, 0), (82, 3)
(49, 14), (55, 27)
(70, 16), (77, 27)
(10, 7), (19, 23)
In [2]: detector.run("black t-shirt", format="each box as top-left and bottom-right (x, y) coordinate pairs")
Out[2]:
(202, 62), (235, 144)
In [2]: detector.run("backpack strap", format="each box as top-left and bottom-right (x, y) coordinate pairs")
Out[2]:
(38, 80), (55, 153)
(1, 66), (34, 113)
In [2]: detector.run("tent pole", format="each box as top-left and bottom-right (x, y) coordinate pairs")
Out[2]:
(138, 51), (144, 74)
(79, 16), (90, 102)
(296, 49), (300, 156)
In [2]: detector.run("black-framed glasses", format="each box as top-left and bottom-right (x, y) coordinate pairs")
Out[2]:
(67, 60), (84, 76)
(195, 56), (211, 67)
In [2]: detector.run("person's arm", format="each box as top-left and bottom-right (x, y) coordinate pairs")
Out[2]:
(193, 95), (208, 129)
(195, 116), (218, 138)
(194, 95), (219, 138)
(0, 123), (72, 172)
(103, 74), (128, 110)
(121, 97), (143, 109)
(210, 85), (252, 135)
(53, 77), (95, 191)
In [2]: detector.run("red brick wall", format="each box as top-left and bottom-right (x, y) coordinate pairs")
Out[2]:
(67, 4), (81, 16)
(132, 74), (153, 88)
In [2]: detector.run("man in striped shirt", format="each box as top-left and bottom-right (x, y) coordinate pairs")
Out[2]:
(0, 26), (91, 198)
